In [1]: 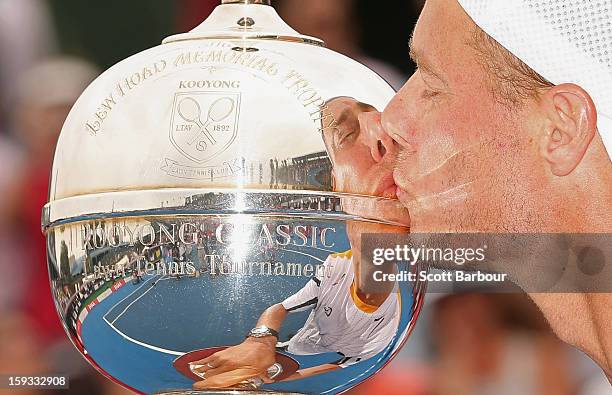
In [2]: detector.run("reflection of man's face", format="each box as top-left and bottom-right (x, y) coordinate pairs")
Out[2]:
(382, 0), (550, 231)
(323, 97), (397, 199)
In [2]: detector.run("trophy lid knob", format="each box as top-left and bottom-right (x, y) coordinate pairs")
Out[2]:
(163, 0), (322, 45)
(221, 0), (271, 4)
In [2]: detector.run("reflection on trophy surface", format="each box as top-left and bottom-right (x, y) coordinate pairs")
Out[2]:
(42, 1), (425, 394)
(186, 97), (407, 391)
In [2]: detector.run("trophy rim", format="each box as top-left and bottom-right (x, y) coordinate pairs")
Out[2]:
(154, 391), (305, 395)
(42, 188), (410, 231)
(163, 34), (325, 47)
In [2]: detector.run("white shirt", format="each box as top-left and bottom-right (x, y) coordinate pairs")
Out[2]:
(281, 251), (400, 367)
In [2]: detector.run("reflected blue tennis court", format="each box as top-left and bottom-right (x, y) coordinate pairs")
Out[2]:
(80, 223), (415, 394)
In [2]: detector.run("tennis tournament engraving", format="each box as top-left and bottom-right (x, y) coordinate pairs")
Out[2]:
(169, 92), (241, 164)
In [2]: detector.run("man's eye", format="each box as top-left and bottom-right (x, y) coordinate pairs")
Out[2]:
(418, 70), (441, 99)
(421, 89), (440, 99)
(338, 130), (355, 146)
(336, 119), (359, 146)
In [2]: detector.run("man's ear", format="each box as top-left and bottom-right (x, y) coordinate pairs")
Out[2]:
(539, 83), (598, 176)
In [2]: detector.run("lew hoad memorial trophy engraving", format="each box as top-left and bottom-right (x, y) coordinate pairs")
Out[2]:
(42, 1), (426, 394)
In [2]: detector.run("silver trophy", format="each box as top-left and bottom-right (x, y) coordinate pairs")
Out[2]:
(42, 1), (426, 393)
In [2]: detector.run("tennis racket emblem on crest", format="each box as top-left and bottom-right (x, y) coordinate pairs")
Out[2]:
(170, 92), (241, 164)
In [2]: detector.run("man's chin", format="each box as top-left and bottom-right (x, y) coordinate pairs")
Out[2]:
(395, 183), (484, 233)
(342, 194), (411, 228)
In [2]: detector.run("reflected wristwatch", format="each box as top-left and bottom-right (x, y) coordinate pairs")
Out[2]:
(247, 325), (279, 339)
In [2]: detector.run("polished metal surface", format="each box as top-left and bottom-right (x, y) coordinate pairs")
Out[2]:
(43, 1), (426, 394)
(221, 0), (272, 5)
(156, 392), (300, 395)
(163, 4), (324, 47)
(42, 190), (411, 230)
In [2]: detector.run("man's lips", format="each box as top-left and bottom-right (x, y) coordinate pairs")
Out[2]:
(392, 168), (407, 189)
(381, 184), (398, 200)
(392, 169), (414, 204)
(374, 174), (398, 199)
(395, 185), (409, 202)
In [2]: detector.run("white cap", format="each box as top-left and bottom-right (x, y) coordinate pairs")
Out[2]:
(457, 0), (612, 158)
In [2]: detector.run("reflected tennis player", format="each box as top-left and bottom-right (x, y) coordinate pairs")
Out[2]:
(190, 97), (407, 389)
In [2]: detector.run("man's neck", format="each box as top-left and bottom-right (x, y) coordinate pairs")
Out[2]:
(536, 175), (610, 233)
(520, 165), (612, 377)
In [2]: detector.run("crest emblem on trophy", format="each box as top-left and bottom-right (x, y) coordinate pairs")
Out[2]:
(170, 92), (241, 164)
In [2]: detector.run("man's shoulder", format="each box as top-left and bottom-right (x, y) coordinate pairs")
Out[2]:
(322, 250), (353, 272)
(317, 251), (354, 285)
(327, 250), (353, 262)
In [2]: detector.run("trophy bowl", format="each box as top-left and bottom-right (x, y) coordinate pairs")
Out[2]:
(42, 1), (426, 393)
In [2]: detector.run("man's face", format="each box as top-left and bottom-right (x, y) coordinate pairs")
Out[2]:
(382, 0), (548, 232)
(323, 97), (397, 199)
(323, 96), (409, 245)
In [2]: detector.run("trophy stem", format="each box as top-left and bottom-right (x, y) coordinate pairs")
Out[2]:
(221, 0), (272, 5)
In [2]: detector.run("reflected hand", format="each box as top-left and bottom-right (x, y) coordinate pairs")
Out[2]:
(191, 338), (276, 389)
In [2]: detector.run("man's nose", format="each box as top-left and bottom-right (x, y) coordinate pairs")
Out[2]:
(358, 111), (395, 163)
(381, 89), (415, 151)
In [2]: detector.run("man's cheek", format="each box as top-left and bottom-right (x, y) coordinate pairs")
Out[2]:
(409, 111), (464, 172)
(333, 166), (358, 193)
